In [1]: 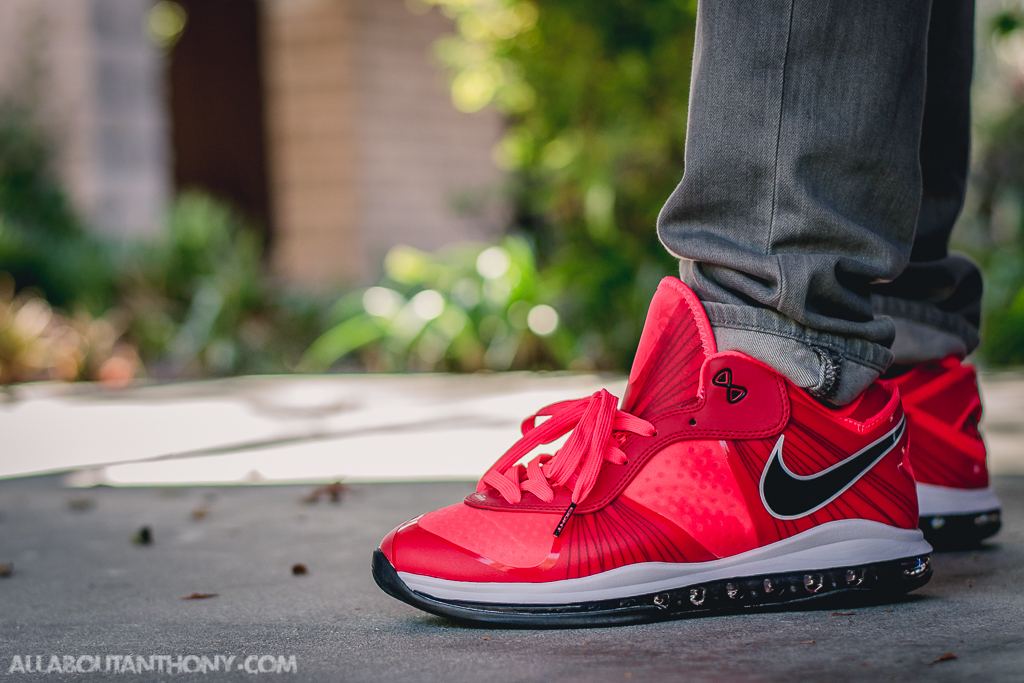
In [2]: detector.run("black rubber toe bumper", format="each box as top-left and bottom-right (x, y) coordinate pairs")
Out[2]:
(371, 549), (933, 628)
(920, 509), (1001, 551)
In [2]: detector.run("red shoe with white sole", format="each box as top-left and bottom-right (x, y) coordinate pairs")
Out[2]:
(887, 356), (1001, 549)
(372, 277), (932, 626)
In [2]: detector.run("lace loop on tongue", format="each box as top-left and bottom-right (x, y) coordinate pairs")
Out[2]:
(477, 389), (655, 508)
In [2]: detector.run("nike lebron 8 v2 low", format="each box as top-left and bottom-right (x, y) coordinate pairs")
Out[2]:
(372, 277), (933, 627)
(888, 356), (1001, 549)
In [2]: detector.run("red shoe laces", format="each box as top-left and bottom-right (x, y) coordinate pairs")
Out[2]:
(478, 389), (655, 531)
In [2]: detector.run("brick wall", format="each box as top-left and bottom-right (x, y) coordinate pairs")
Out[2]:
(263, 0), (362, 284)
(264, 0), (506, 286)
(0, 0), (504, 283)
(353, 0), (507, 275)
(0, 0), (170, 237)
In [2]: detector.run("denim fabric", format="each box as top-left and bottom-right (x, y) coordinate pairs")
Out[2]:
(657, 0), (980, 404)
(873, 0), (981, 367)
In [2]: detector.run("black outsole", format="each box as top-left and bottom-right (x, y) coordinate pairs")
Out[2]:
(920, 508), (1001, 551)
(371, 549), (933, 628)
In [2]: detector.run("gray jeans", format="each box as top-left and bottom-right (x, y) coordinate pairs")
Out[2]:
(657, 0), (980, 405)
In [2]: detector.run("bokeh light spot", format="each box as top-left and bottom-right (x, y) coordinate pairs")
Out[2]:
(363, 287), (403, 318)
(146, 1), (187, 49)
(527, 305), (559, 336)
(412, 290), (445, 320)
(476, 247), (511, 279)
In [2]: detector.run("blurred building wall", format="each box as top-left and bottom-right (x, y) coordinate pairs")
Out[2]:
(263, 0), (506, 286)
(0, 0), (171, 237)
(263, 0), (361, 284)
(352, 0), (507, 277)
(0, 0), (504, 285)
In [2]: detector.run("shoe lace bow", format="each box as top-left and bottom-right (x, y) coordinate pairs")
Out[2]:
(478, 389), (655, 509)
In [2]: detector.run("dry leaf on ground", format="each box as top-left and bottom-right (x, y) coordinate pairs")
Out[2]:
(131, 526), (152, 545)
(303, 482), (347, 504)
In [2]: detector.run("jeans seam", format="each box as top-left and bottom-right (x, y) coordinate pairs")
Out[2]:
(709, 320), (891, 371)
(766, 0), (796, 257)
(809, 346), (842, 401)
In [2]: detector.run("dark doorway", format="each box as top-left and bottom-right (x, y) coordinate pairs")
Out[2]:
(169, 0), (272, 242)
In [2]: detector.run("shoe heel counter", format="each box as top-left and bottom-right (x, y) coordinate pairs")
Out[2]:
(860, 385), (920, 531)
(891, 418), (921, 530)
(901, 358), (990, 488)
(884, 390), (920, 530)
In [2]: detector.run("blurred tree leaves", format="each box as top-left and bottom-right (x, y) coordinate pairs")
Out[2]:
(959, 7), (1024, 365)
(301, 238), (570, 373)
(425, 0), (697, 370)
(0, 102), (115, 313)
(118, 192), (324, 377)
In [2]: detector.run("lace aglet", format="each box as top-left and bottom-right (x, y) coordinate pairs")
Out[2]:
(552, 503), (577, 537)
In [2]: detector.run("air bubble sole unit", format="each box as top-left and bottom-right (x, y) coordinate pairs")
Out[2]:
(372, 549), (933, 628)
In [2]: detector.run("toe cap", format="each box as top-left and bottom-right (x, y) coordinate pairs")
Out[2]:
(385, 517), (514, 583)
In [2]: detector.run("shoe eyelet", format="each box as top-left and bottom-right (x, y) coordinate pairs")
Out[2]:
(688, 418), (697, 426)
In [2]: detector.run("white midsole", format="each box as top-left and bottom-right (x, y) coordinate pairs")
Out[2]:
(398, 519), (931, 605)
(916, 483), (1001, 517)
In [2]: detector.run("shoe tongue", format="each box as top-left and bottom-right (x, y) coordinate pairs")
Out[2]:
(621, 277), (716, 419)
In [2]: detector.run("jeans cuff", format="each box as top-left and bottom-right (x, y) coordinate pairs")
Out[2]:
(702, 302), (894, 406)
(871, 295), (980, 364)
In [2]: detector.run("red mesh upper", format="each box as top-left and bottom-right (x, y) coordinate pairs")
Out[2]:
(889, 356), (988, 489)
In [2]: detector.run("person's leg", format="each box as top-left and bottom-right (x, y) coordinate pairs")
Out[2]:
(657, 0), (932, 404)
(872, 0), (981, 364)
(872, 0), (999, 549)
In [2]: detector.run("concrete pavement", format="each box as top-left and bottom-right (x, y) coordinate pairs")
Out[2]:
(1, 474), (1022, 682)
(0, 370), (1022, 681)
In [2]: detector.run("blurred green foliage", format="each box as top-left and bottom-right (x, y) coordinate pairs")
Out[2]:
(302, 238), (569, 372)
(0, 103), (115, 313)
(307, 0), (699, 374)
(422, 0), (696, 371)
(958, 8), (1024, 366)
(0, 100), (322, 382)
(118, 192), (324, 378)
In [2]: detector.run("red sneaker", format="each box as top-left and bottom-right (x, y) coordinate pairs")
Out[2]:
(887, 356), (1001, 549)
(372, 278), (932, 626)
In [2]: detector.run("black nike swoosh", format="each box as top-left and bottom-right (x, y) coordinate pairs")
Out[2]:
(759, 417), (906, 519)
